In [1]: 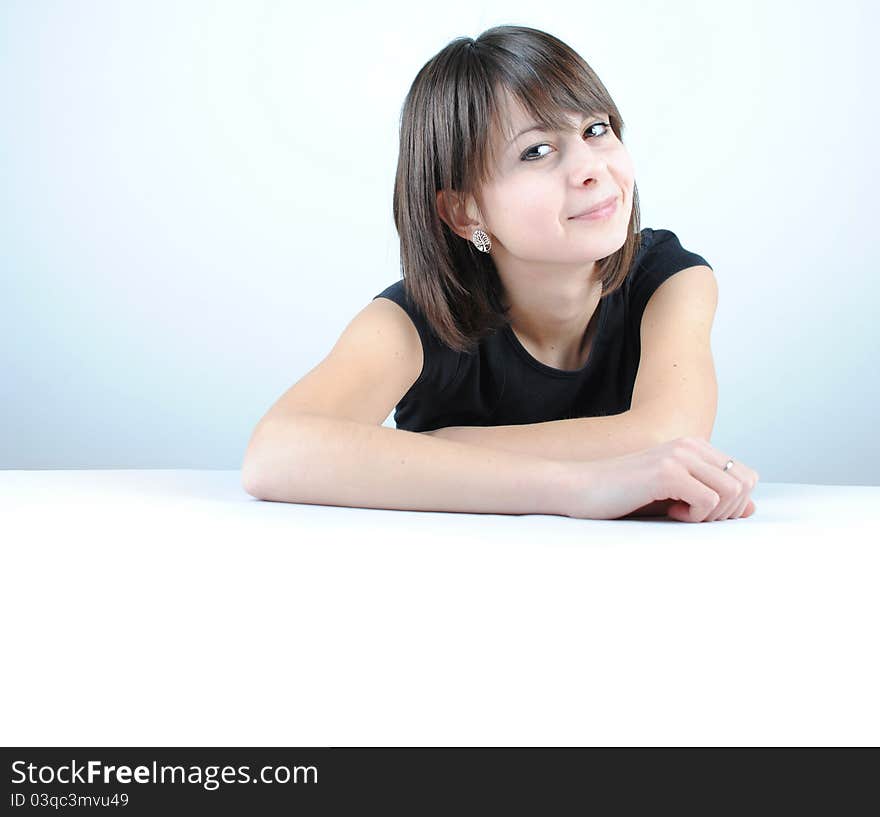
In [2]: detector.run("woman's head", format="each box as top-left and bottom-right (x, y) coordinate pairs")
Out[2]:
(393, 24), (641, 354)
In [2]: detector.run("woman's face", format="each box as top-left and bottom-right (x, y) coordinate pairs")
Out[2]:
(476, 93), (635, 266)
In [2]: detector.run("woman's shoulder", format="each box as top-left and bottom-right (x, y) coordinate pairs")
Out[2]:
(632, 226), (712, 272)
(373, 278), (408, 308)
(625, 226), (714, 325)
(372, 279), (461, 394)
(626, 227), (713, 298)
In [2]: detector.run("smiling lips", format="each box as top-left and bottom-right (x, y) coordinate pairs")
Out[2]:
(569, 195), (619, 220)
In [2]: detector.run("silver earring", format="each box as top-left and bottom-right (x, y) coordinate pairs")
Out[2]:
(471, 228), (491, 253)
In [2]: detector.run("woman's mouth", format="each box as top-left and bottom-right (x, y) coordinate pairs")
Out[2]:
(569, 195), (619, 221)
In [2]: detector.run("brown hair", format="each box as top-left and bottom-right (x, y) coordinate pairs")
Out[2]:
(392, 24), (642, 354)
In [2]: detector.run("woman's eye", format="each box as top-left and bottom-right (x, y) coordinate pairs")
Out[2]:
(520, 121), (611, 161)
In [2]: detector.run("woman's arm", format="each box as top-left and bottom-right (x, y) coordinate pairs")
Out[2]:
(421, 407), (668, 462)
(423, 425), (755, 520)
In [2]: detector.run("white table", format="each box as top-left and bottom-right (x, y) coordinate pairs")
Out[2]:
(2, 469), (878, 746)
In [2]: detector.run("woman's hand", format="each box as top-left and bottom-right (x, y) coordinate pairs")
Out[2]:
(626, 497), (755, 519)
(561, 437), (759, 522)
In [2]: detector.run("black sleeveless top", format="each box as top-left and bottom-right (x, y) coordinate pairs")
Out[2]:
(373, 227), (712, 432)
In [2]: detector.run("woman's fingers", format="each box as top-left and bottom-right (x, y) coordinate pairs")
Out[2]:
(691, 440), (759, 522)
(693, 440), (759, 484)
(724, 491), (751, 521)
(684, 457), (741, 521)
(658, 439), (757, 523)
(705, 461), (747, 521)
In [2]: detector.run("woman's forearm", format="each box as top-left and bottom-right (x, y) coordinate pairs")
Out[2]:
(424, 411), (662, 462)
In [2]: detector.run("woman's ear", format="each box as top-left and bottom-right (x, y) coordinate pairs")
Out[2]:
(436, 189), (479, 241)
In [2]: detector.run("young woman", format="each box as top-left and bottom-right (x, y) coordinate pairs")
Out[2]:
(243, 25), (759, 523)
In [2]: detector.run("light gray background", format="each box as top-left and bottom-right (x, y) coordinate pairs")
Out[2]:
(2, 0), (877, 484)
